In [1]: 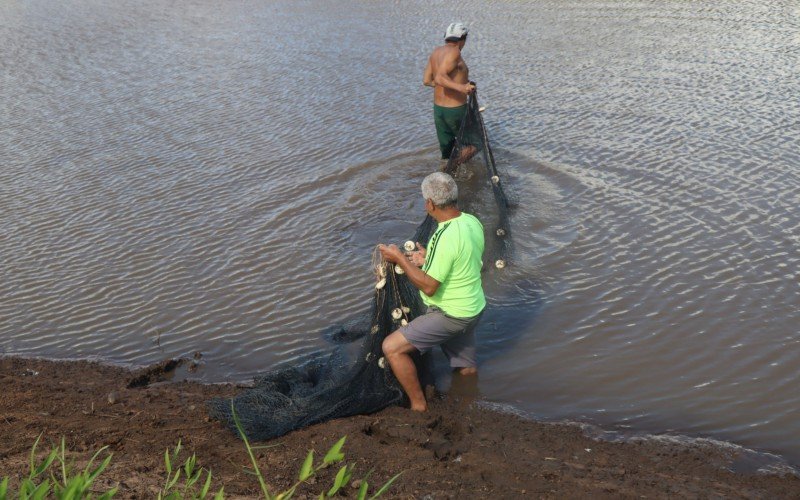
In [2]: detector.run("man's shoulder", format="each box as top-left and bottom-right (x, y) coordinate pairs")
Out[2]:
(458, 212), (483, 228)
(439, 214), (482, 237)
(442, 214), (483, 245)
(432, 44), (459, 59)
(433, 43), (458, 52)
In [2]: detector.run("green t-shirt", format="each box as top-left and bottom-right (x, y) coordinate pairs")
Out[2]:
(421, 212), (486, 318)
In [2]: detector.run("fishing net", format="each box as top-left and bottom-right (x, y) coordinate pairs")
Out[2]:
(207, 91), (512, 441)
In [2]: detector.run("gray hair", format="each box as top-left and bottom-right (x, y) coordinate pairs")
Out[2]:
(421, 172), (458, 208)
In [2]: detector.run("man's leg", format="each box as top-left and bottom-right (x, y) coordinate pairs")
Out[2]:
(382, 330), (427, 412)
(457, 366), (477, 376)
(450, 119), (480, 168)
(441, 312), (481, 375)
(434, 118), (456, 160)
(450, 367), (479, 404)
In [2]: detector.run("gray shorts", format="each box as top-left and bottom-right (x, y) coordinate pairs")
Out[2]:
(399, 306), (483, 368)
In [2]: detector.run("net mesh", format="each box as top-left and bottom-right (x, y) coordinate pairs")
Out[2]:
(207, 92), (511, 441)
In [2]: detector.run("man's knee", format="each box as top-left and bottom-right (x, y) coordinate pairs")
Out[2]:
(381, 337), (394, 357)
(382, 331), (412, 357)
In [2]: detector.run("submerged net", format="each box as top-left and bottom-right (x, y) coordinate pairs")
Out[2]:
(207, 91), (512, 441)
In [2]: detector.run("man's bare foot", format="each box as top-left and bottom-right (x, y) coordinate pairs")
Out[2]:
(410, 403), (428, 412)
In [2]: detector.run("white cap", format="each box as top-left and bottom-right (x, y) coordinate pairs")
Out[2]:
(445, 22), (468, 42)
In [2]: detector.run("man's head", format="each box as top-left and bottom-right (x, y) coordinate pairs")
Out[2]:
(422, 171), (458, 210)
(444, 22), (468, 46)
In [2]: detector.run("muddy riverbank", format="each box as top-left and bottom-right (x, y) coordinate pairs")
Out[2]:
(2, 357), (799, 498)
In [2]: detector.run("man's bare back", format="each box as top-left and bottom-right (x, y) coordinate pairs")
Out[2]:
(424, 23), (479, 164)
(423, 41), (475, 107)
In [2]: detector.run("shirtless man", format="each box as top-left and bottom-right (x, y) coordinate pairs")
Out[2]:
(423, 22), (477, 164)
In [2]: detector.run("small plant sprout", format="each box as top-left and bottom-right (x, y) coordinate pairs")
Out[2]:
(1, 434), (117, 499)
(158, 439), (222, 499)
(230, 400), (402, 499)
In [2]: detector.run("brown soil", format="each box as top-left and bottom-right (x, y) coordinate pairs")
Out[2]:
(1, 356), (799, 499)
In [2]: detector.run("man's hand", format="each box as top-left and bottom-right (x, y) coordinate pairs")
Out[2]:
(380, 243), (441, 297)
(406, 242), (426, 267)
(463, 82), (476, 94)
(378, 244), (404, 264)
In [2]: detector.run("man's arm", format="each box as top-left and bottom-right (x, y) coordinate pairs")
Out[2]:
(379, 244), (440, 297)
(423, 58), (435, 87)
(433, 50), (474, 94)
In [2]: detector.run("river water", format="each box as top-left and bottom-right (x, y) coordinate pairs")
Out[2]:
(2, 0), (799, 465)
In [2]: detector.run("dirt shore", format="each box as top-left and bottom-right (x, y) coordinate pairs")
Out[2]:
(1, 357), (799, 499)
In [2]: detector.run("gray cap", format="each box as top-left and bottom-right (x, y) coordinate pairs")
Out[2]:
(445, 22), (468, 41)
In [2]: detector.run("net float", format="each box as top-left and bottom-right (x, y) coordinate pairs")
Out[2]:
(376, 278), (386, 289)
(391, 308), (403, 320)
(495, 259), (506, 269)
(404, 240), (416, 252)
(394, 265), (405, 274)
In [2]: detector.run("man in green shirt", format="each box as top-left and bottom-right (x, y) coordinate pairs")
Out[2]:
(379, 172), (485, 412)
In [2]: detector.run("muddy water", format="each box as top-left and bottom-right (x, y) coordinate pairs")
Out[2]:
(2, 0), (799, 464)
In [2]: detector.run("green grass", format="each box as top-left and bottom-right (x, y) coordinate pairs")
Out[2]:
(0, 433), (116, 500)
(230, 402), (402, 500)
(0, 400), (401, 499)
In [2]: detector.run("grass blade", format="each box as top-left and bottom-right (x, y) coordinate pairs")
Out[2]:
(327, 465), (350, 497)
(28, 434), (43, 477)
(98, 489), (118, 500)
(231, 400), (272, 499)
(164, 448), (172, 475)
(86, 453), (113, 484)
(299, 450), (314, 481)
(357, 479), (369, 500)
(369, 472), (403, 499)
(30, 478), (50, 500)
(200, 470), (213, 498)
(250, 443), (283, 450)
(323, 437), (346, 465)
(59, 437), (67, 488)
(33, 449), (58, 477)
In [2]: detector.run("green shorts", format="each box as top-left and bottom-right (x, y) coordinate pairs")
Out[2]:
(433, 103), (468, 159)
